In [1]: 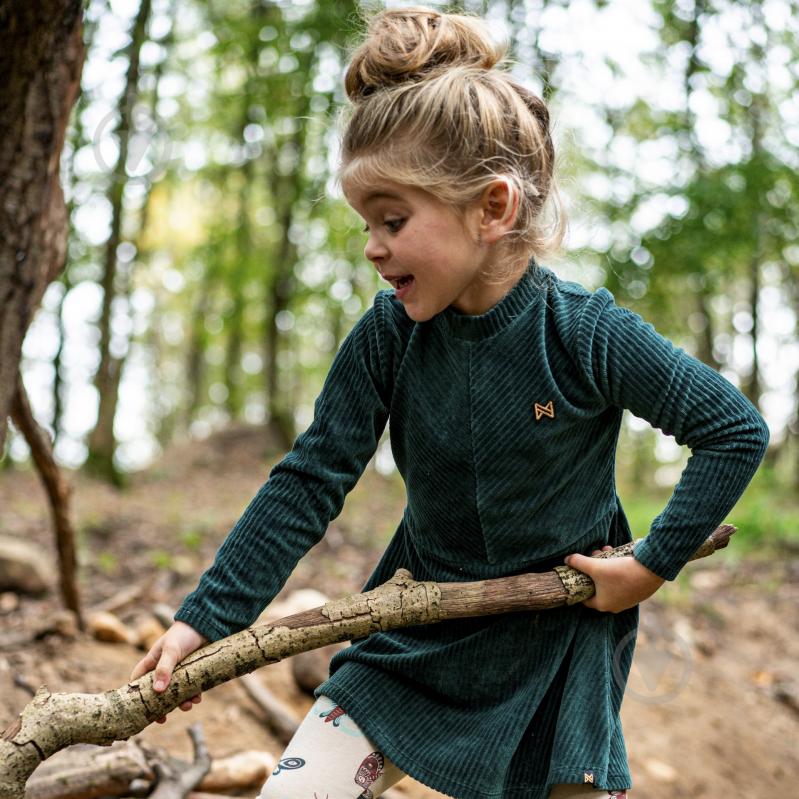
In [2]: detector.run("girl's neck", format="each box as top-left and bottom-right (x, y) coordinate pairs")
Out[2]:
(450, 255), (533, 317)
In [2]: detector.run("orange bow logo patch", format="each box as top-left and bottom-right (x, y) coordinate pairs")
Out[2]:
(534, 401), (555, 421)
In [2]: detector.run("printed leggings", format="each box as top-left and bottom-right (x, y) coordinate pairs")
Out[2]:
(257, 696), (629, 799)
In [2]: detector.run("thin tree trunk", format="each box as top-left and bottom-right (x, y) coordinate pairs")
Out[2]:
(682, 0), (724, 373)
(265, 198), (299, 449)
(0, 525), (734, 799)
(742, 5), (767, 411)
(53, 6), (104, 447)
(745, 239), (762, 409)
(183, 276), (213, 433)
(86, 0), (152, 484)
(9, 378), (83, 628)
(695, 286), (721, 370)
(52, 278), (71, 448)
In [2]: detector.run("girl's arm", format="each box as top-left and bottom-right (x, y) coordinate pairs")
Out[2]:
(173, 298), (395, 643)
(566, 289), (768, 606)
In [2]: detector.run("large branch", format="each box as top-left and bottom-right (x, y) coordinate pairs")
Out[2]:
(0, 525), (735, 799)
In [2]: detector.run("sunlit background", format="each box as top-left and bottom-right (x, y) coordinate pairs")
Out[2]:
(8, 0), (799, 517)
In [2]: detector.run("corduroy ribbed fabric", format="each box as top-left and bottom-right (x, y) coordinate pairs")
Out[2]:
(175, 262), (769, 799)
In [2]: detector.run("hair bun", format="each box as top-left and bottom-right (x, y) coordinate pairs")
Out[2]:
(345, 6), (506, 102)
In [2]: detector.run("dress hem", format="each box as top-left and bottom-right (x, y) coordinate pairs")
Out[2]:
(317, 683), (631, 799)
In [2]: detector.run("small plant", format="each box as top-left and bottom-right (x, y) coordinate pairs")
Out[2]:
(95, 551), (118, 574)
(180, 528), (204, 551)
(149, 549), (174, 569)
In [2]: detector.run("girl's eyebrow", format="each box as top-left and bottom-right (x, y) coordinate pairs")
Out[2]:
(363, 190), (405, 205)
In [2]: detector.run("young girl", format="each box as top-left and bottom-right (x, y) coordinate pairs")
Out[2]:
(131, 7), (769, 798)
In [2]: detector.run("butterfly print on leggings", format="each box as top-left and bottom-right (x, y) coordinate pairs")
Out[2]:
(354, 751), (384, 799)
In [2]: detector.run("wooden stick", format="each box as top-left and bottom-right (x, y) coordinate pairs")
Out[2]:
(147, 724), (211, 799)
(0, 524), (734, 799)
(237, 674), (300, 745)
(10, 377), (83, 628)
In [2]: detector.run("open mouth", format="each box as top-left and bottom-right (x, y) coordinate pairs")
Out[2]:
(390, 275), (413, 289)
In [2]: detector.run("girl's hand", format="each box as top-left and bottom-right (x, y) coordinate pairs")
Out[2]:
(564, 546), (665, 613)
(130, 620), (208, 724)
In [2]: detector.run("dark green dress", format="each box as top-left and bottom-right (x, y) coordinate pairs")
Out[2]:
(175, 262), (768, 798)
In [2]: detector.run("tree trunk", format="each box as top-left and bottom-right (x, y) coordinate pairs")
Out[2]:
(0, 1), (85, 451)
(52, 8), (102, 448)
(744, 224), (763, 410)
(0, 526), (734, 799)
(183, 273), (213, 433)
(85, 0), (152, 485)
(695, 287), (721, 370)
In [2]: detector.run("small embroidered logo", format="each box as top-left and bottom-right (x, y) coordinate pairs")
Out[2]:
(534, 400), (555, 421)
(583, 770), (595, 784)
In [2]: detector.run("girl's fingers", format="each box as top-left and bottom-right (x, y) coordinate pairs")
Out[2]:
(178, 693), (203, 711)
(130, 647), (161, 682)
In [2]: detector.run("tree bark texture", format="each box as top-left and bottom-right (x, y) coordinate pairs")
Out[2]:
(9, 378), (83, 627)
(0, 1), (85, 452)
(0, 526), (734, 799)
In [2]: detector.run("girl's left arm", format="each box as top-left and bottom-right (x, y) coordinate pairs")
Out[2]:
(564, 289), (769, 611)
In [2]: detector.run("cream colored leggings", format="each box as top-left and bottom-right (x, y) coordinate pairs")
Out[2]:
(258, 696), (629, 799)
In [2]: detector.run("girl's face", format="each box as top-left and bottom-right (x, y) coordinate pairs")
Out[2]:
(344, 178), (519, 322)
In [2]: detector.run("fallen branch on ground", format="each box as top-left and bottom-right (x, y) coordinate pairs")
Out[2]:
(0, 525), (735, 799)
(24, 745), (276, 799)
(146, 724), (210, 799)
(23, 742), (153, 799)
(237, 674), (300, 745)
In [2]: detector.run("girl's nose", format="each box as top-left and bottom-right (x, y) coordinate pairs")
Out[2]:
(364, 233), (388, 264)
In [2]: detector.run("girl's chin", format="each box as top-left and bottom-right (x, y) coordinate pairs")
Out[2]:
(401, 303), (440, 323)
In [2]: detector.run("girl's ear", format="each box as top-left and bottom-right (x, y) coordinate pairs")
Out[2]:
(477, 177), (520, 245)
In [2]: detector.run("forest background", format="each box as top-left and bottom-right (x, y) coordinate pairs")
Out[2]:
(6, 0), (799, 539)
(1, 1), (798, 797)
(4, 0), (799, 529)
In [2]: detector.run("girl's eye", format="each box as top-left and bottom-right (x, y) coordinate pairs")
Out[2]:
(362, 219), (405, 234)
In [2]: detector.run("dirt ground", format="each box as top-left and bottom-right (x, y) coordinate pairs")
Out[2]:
(1, 424), (797, 798)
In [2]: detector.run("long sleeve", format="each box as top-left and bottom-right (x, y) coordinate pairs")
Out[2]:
(577, 288), (769, 581)
(174, 300), (393, 641)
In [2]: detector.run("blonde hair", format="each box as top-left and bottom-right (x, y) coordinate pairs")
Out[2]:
(338, 6), (566, 282)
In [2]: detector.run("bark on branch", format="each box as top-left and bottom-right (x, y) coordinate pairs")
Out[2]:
(0, 525), (735, 799)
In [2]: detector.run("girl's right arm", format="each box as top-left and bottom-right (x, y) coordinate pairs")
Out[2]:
(133, 296), (399, 711)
